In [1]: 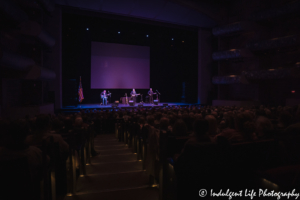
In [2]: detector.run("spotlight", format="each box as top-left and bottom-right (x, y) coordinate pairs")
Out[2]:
(118, 31), (120, 34)
(182, 41), (184, 43)
(171, 38), (174, 40)
(146, 35), (149, 37)
(291, 90), (296, 93)
(86, 28), (89, 30)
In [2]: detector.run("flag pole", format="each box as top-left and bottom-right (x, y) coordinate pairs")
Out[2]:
(78, 76), (84, 107)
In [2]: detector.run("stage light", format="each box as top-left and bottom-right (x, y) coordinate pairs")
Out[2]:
(182, 41), (184, 43)
(291, 90), (296, 93)
(86, 28), (89, 30)
(171, 38), (174, 40)
(118, 31), (120, 34)
(146, 35), (149, 37)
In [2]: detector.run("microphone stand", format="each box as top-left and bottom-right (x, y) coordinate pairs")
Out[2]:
(140, 94), (144, 103)
(107, 91), (111, 105)
(110, 93), (112, 105)
(156, 90), (160, 102)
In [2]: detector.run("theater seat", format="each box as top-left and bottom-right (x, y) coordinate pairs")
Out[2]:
(0, 156), (37, 200)
(263, 165), (300, 190)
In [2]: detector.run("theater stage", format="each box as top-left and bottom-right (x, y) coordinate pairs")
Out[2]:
(61, 102), (198, 112)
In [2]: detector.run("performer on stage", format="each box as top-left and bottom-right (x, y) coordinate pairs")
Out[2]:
(148, 88), (154, 104)
(130, 89), (137, 103)
(100, 90), (109, 105)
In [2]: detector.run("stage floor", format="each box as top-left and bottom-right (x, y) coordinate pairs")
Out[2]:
(61, 102), (196, 112)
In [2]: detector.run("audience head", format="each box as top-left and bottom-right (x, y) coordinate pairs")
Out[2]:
(146, 115), (155, 126)
(255, 116), (273, 138)
(194, 113), (203, 120)
(63, 117), (73, 130)
(235, 112), (255, 141)
(7, 119), (30, 148)
(159, 117), (169, 131)
(52, 119), (64, 132)
(172, 119), (188, 136)
(74, 117), (83, 127)
(278, 111), (292, 128)
(193, 119), (209, 137)
(204, 115), (218, 136)
(35, 114), (50, 132)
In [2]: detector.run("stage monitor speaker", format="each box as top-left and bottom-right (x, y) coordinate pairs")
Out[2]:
(154, 100), (158, 105)
(113, 101), (119, 107)
(163, 103), (168, 106)
(129, 100), (135, 106)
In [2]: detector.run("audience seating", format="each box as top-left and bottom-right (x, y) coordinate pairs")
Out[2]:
(0, 156), (37, 200)
(2, 105), (300, 200)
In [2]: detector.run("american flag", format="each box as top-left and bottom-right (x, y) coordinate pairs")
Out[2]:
(78, 76), (84, 103)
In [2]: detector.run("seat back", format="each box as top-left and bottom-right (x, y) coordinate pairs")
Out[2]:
(0, 156), (35, 199)
(167, 136), (190, 158)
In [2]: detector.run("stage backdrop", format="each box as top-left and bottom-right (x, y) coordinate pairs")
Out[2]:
(62, 12), (198, 105)
(91, 42), (150, 89)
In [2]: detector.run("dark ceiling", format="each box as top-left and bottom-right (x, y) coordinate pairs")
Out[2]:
(54, 0), (228, 28)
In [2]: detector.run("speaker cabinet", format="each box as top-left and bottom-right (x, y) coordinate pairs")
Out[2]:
(154, 100), (158, 105)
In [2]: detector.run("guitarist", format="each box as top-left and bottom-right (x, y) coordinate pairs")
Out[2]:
(148, 88), (155, 104)
(100, 90), (109, 105)
(130, 89), (137, 103)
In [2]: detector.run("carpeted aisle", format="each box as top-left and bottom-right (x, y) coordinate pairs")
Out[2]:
(64, 134), (159, 200)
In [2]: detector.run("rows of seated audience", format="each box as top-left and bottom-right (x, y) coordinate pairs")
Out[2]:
(0, 104), (300, 199)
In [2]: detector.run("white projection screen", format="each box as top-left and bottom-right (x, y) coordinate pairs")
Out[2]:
(91, 42), (150, 89)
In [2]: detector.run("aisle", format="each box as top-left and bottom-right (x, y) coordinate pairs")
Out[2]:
(64, 134), (159, 200)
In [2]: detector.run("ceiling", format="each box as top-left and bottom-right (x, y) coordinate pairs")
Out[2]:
(54, 0), (221, 28)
